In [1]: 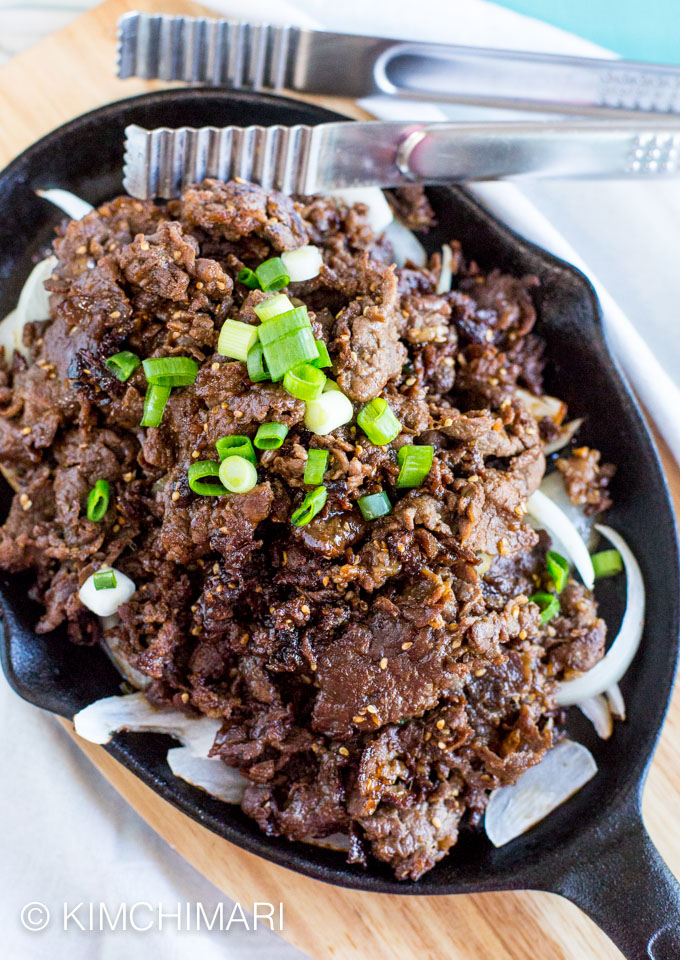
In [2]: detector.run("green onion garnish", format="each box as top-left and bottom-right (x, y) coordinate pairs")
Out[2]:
(357, 398), (402, 446)
(291, 485), (327, 527)
(254, 294), (294, 323)
(105, 351), (140, 382)
(86, 479), (110, 522)
(546, 550), (569, 593)
(218, 455), (258, 493)
(357, 491), (392, 521)
(257, 306), (310, 344)
(311, 340), (332, 369)
(529, 591), (561, 625)
(283, 363), (326, 401)
(396, 444), (434, 489)
(93, 569), (117, 590)
(217, 319), (259, 362)
(246, 342), (270, 383)
(142, 356), (198, 386)
(256, 257), (290, 292)
(237, 267), (260, 289)
(254, 422), (288, 450)
(140, 384), (171, 427)
(263, 327), (320, 381)
(215, 435), (257, 464)
(592, 549), (624, 579)
(188, 460), (227, 496)
(304, 449), (329, 485)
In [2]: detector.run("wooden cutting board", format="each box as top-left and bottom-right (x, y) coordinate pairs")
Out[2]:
(2, 2), (679, 958)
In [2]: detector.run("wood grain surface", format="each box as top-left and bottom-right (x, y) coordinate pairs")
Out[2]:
(1, 2), (678, 958)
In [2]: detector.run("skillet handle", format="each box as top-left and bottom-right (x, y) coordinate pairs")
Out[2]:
(552, 809), (680, 959)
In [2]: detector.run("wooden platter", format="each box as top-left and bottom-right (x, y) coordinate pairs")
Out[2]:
(1, 1), (678, 957)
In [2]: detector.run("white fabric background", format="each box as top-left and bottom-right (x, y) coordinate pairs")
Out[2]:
(1, 1), (678, 958)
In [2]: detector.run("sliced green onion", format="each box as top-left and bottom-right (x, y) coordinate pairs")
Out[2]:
(396, 444), (434, 488)
(217, 319), (259, 362)
(304, 449), (329, 484)
(105, 351), (140, 382)
(546, 550), (569, 593)
(256, 257), (290, 292)
(188, 460), (227, 496)
(283, 363), (326, 401)
(257, 307), (310, 345)
(140, 384), (171, 427)
(280, 245), (323, 283)
(357, 491), (392, 521)
(218, 455), (258, 493)
(357, 397), (402, 446)
(215, 435), (256, 464)
(530, 591), (561, 625)
(592, 549), (624, 579)
(93, 569), (117, 591)
(237, 266), (260, 289)
(263, 327), (319, 381)
(86, 479), (110, 522)
(254, 422), (288, 450)
(304, 389), (354, 436)
(311, 340), (332, 369)
(291, 485), (327, 527)
(246, 342), (270, 383)
(254, 294), (294, 323)
(142, 356), (198, 386)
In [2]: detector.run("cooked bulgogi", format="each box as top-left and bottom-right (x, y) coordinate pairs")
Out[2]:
(0, 181), (615, 879)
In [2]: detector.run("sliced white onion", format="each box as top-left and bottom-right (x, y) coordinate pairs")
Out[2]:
(485, 739), (597, 847)
(36, 188), (94, 220)
(0, 255), (57, 359)
(73, 691), (222, 754)
(436, 242), (454, 294)
(556, 524), (645, 706)
(527, 489), (595, 590)
(577, 695), (613, 739)
(167, 747), (248, 803)
(326, 187), (393, 234)
(543, 418), (584, 456)
(281, 245), (323, 282)
(539, 470), (596, 550)
(78, 567), (136, 617)
(100, 623), (151, 690)
(605, 683), (626, 720)
(383, 219), (427, 268)
(304, 389), (354, 435)
(515, 388), (566, 425)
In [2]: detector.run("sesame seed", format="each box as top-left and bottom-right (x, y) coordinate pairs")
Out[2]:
(76, 245), (87, 254)
(338, 746), (350, 757)
(112, 524), (120, 533)
(322, 576), (330, 587)
(233, 410), (244, 418)
(212, 362), (220, 371)
(436, 719), (445, 729)
(366, 704), (378, 714)
(405, 377), (416, 387)
(431, 817), (441, 830)
(310, 663), (317, 672)
(519, 629), (528, 640)
(443, 417), (453, 427)
(511, 605), (520, 618)
(474, 668), (487, 677)
(191, 450), (200, 458)
(140, 242), (150, 251)
(437, 741), (447, 750)
(379, 657), (388, 670)
(353, 715), (365, 723)
(110, 310), (121, 319)
(21, 426), (31, 435)
(123, 472), (134, 482)
(401, 641), (413, 651)
(216, 281), (226, 291)
(195, 281), (204, 289)
(301, 603), (311, 615)
(180, 692), (190, 703)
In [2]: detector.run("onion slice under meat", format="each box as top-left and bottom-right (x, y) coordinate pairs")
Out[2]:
(36, 188), (94, 220)
(543, 418), (584, 456)
(383, 219), (427, 268)
(577, 695), (613, 739)
(73, 691), (221, 754)
(0, 255), (57, 360)
(326, 187), (393, 235)
(167, 747), (248, 804)
(485, 739), (597, 847)
(527, 489), (595, 590)
(556, 524), (645, 706)
(437, 243), (453, 294)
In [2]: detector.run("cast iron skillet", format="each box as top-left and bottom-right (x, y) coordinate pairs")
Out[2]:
(0, 89), (679, 958)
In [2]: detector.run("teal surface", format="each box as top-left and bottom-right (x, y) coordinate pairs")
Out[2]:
(495, 0), (680, 64)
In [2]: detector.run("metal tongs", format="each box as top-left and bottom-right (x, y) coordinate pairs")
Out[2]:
(117, 12), (680, 199)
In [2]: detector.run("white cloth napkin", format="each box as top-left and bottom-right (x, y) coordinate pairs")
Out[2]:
(3, 3), (679, 960)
